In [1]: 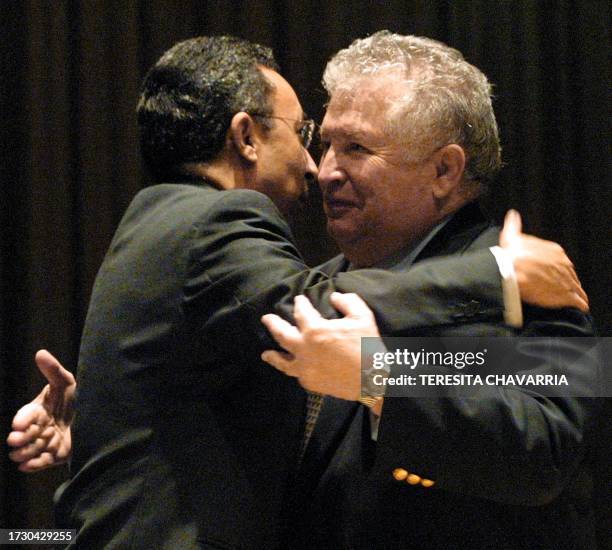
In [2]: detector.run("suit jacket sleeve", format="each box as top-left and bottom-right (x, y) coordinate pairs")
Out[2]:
(374, 308), (600, 506)
(182, 189), (504, 354)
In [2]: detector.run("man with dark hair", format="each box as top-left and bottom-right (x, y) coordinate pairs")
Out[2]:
(137, 35), (311, 215)
(137, 36), (277, 179)
(8, 35), (586, 549)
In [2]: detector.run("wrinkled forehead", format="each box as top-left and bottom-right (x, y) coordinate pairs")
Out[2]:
(323, 73), (414, 128)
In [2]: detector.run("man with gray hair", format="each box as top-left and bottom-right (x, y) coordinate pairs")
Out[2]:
(262, 31), (597, 549)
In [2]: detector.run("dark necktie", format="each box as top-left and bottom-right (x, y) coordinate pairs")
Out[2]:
(299, 391), (324, 461)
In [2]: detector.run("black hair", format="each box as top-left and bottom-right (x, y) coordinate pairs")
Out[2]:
(137, 36), (279, 180)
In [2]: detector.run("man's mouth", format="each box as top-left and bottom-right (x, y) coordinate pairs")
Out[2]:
(324, 197), (357, 218)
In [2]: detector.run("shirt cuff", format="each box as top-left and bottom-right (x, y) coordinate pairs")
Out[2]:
(490, 246), (523, 328)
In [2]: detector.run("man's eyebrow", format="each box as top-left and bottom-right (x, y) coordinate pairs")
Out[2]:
(320, 127), (368, 141)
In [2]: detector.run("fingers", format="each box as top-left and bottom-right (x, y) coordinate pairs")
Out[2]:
(17, 453), (58, 473)
(35, 349), (75, 388)
(558, 249), (589, 311)
(500, 209), (522, 247)
(564, 282), (589, 312)
(261, 314), (301, 352)
(561, 263), (589, 311)
(8, 436), (51, 462)
(575, 284), (589, 309)
(10, 403), (49, 433)
(293, 295), (322, 330)
(260, 350), (298, 377)
(7, 425), (42, 448)
(565, 264), (580, 286)
(573, 293), (590, 313)
(555, 292), (589, 313)
(329, 292), (374, 320)
(571, 272), (588, 306)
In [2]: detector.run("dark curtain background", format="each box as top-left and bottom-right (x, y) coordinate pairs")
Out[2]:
(1, 0), (610, 546)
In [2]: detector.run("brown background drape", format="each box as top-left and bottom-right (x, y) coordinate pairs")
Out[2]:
(1, 1), (610, 546)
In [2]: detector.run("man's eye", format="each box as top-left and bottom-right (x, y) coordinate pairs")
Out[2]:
(347, 142), (368, 153)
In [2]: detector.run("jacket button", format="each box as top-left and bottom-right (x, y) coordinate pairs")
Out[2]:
(421, 479), (435, 488)
(464, 300), (481, 316)
(393, 468), (408, 481)
(406, 473), (422, 485)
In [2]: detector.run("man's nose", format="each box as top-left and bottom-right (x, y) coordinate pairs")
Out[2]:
(317, 146), (343, 190)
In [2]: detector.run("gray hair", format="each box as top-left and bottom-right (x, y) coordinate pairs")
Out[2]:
(323, 31), (501, 189)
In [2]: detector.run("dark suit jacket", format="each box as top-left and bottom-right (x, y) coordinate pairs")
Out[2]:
(288, 202), (599, 550)
(55, 184), (508, 549)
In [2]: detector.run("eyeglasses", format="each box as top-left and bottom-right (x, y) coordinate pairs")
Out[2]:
(251, 114), (316, 149)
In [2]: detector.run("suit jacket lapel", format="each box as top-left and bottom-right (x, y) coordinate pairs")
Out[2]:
(414, 201), (492, 263)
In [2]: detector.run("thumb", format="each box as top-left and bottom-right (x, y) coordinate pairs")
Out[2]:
(35, 350), (75, 389)
(500, 209), (522, 248)
(329, 292), (374, 320)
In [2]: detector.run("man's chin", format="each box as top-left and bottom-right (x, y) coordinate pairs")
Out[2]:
(326, 219), (360, 246)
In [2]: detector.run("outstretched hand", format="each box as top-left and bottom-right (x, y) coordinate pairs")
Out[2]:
(7, 350), (75, 472)
(261, 292), (381, 400)
(500, 210), (589, 312)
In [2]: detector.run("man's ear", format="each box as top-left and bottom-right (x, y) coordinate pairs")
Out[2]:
(229, 112), (259, 163)
(431, 144), (466, 199)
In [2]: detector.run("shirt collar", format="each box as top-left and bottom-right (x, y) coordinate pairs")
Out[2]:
(347, 216), (452, 272)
